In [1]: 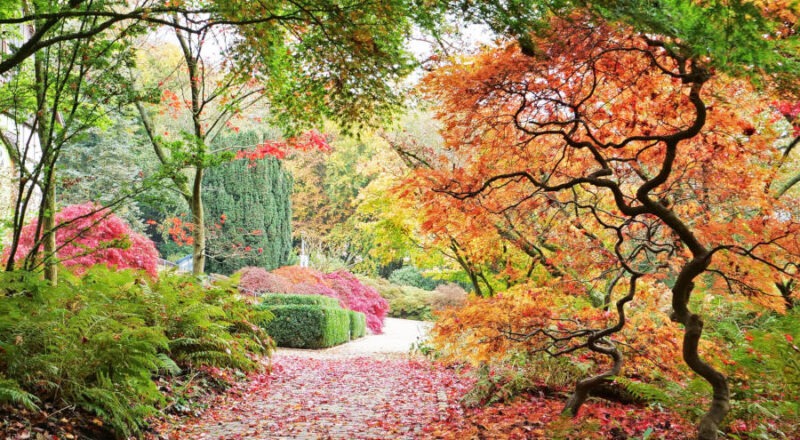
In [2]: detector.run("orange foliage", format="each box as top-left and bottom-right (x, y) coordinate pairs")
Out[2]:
(413, 12), (800, 310)
(430, 277), (686, 382)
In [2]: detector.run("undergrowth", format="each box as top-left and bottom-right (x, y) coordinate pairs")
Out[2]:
(0, 266), (273, 438)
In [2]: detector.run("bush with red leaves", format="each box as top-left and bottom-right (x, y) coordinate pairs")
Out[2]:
(237, 266), (293, 294)
(5, 203), (158, 277)
(322, 270), (389, 334)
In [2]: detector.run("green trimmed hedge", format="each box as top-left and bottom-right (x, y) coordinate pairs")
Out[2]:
(349, 310), (366, 339)
(260, 294), (340, 308)
(263, 305), (350, 348)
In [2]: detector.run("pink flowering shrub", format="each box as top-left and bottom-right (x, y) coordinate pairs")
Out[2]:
(237, 266), (293, 294)
(265, 266), (388, 333)
(6, 203), (159, 277)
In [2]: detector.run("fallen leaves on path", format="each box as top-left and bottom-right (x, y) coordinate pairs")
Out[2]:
(159, 355), (469, 440)
(153, 354), (692, 439)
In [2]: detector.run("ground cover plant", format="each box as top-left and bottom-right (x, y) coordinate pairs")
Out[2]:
(0, 266), (273, 438)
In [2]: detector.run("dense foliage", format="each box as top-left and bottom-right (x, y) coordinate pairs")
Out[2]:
(263, 304), (351, 349)
(388, 266), (442, 291)
(361, 275), (467, 321)
(411, 8), (800, 439)
(203, 139), (293, 275)
(4, 204), (159, 278)
(260, 293), (340, 308)
(0, 266), (273, 438)
(239, 266), (389, 333)
(349, 310), (367, 339)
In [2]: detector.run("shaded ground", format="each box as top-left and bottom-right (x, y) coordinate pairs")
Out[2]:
(158, 318), (465, 440)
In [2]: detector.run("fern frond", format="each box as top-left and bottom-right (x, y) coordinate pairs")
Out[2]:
(613, 376), (669, 403)
(0, 378), (39, 410)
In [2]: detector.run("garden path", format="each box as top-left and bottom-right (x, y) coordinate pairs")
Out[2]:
(160, 318), (467, 440)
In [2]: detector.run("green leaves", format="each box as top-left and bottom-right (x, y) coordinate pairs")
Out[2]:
(217, 0), (424, 134)
(0, 266), (274, 437)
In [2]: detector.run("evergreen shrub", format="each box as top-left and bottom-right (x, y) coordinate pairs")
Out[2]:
(388, 266), (442, 291)
(263, 305), (350, 348)
(361, 276), (433, 320)
(260, 293), (340, 308)
(349, 310), (367, 339)
(203, 135), (293, 275)
(271, 266), (388, 333)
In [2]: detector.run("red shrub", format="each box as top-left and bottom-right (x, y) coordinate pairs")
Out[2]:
(237, 266), (293, 294)
(6, 203), (159, 277)
(272, 265), (328, 285)
(323, 270), (389, 334)
(289, 282), (342, 303)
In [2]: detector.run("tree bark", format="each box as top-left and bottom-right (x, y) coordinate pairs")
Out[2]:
(562, 341), (622, 416)
(672, 263), (730, 440)
(190, 167), (205, 275)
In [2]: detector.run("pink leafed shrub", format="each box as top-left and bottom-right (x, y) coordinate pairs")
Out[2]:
(264, 266), (388, 333)
(323, 270), (389, 334)
(6, 203), (159, 277)
(237, 266), (294, 294)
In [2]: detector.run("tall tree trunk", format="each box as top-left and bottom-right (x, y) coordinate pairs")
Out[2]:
(191, 167), (205, 275)
(176, 21), (206, 275)
(34, 34), (57, 285)
(42, 168), (57, 284)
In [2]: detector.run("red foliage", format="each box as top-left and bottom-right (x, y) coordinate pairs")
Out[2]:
(165, 216), (194, 246)
(5, 203), (159, 277)
(322, 270), (389, 334)
(152, 354), (690, 440)
(287, 281), (341, 301)
(427, 391), (690, 440)
(235, 130), (331, 162)
(774, 100), (800, 135)
(236, 267), (294, 294)
(156, 355), (468, 439)
(272, 265), (329, 285)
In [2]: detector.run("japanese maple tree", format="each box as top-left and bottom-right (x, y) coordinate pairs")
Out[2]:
(4, 203), (159, 278)
(415, 12), (800, 440)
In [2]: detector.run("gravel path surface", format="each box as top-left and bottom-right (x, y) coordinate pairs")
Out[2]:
(162, 318), (462, 440)
(279, 317), (433, 359)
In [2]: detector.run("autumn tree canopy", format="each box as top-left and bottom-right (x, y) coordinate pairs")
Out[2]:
(410, 10), (800, 440)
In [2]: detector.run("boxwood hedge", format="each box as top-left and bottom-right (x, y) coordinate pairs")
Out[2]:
(263, 304), (350, 348)
(349, 310), (366, 339)
(259, 293), (340, 308)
